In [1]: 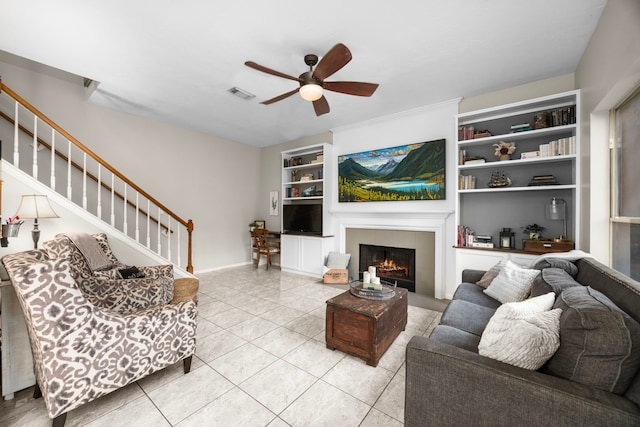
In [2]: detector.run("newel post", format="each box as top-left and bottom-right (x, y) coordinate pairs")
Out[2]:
(187, 219), (194, 273)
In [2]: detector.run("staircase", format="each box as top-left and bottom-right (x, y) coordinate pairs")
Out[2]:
(0, 79), (194, 274)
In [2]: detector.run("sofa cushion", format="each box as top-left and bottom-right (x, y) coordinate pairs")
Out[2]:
(429, 325), (481, 353)
(546, 286), (640, 395)
(532, 258), (579, 277)
(440, 300), (496, 336)
(452, 283), (501, 309)
(478, 292), (561, 370)
(530, 268), (582, 297)
(484, 260), (540, 303)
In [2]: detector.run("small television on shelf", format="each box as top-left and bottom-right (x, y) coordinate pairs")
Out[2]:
(282, 204), (322, 235)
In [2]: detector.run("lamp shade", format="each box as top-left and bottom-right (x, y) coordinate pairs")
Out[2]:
(15, 195), (59, 219)
(545, 197), (566, 220)
(299, 83), (323, 101)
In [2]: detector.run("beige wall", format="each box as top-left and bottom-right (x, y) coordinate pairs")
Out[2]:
(575, 0), (640, 261)
(0, 52), (262, 272)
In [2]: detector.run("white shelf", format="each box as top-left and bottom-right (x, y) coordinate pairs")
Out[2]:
(458, 184), (575, 194)
(284, 162), (324, 171)
(284, 179), (324, 186)
(458, 124), (576, 147)
(283, 196), (324, 201)
(459, 154), (576, 170)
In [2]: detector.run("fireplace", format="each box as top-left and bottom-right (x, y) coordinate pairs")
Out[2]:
(359, 244), (416, 292)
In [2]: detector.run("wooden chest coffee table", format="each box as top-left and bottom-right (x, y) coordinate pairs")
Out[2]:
(325, 286), (408, 367)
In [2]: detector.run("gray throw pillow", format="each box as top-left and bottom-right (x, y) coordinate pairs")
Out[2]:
(477, 260), (507, 288)
(530, 268), (582, 297)
(532, 258), (579, 277)
(546, 286), (640, 394)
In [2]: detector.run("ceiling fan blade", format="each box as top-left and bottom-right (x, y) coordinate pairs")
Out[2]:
(323, 81), (379, 97)
(312, 96), (330, 116)
(261, 88), (299, 105)
(313, 43), (352, 81)
(245, 61), (302, 82)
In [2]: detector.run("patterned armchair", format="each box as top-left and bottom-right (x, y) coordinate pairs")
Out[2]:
(2, 243), (197, 427)
(42, 233), (174, 314)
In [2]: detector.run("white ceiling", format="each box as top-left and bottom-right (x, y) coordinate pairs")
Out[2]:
(0, 0), (606, 147)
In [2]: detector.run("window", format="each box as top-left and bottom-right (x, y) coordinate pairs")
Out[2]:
(611, 87), (640, 279)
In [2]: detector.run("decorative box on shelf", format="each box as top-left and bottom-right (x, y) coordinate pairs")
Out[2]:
(522, 239), (575, 254)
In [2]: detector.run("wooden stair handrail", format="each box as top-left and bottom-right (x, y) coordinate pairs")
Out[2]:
(0, 79), (194, 273)
(0, 110), (173, 233)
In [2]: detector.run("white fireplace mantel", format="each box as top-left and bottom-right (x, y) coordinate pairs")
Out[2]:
(333, 210), (454, 299)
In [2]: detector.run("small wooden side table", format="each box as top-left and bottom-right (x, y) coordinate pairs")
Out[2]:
(325, 287), (408, 367)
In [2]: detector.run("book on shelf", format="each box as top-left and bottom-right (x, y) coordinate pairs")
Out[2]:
(470, 242), (494, 248)
(521, 151), (540, 159)
(539, 136), (576, 157)
(464, 158), (486, 165)
(528, 174), (558, 186)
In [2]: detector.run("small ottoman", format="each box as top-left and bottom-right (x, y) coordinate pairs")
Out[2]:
(172, 277), (199, 303)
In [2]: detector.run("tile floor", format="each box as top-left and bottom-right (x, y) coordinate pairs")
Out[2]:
(1, 265), (443, 427)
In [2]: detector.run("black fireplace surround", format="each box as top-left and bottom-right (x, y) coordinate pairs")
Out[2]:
(359, 244), (416, 292)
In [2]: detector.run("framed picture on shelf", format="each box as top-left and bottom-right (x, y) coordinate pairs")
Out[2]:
(338, 138), (446, 202)
(254, 220), (265, 229)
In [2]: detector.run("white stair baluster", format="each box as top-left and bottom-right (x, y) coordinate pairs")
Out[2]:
(110, 174), (115, 226)
(135, 193), (140, 242)
(123, 184), (128, 235)
(146, 200), (151, 248)
(13, 101), (19, 166)
(82, 153), (87, 209)
(166, 218), (171, 263)
(157, 208), (161, 255)
(32, 115), (38, 179)
(50, 129), (56, 190)
(96, 165), (102, 218)
(177, 226), (181, 268)
(66, 140), (72, 199)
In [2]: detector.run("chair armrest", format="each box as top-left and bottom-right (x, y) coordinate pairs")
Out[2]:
(461, 269), (486, 284)
(405, 336), (640, 426)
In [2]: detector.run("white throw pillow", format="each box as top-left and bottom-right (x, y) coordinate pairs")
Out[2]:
(479, 292), (561, 370)
(483, 260), (540, 303)
(325, 252), (351, 269)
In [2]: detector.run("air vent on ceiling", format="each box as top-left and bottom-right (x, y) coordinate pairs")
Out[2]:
(227, 86), (255, 100)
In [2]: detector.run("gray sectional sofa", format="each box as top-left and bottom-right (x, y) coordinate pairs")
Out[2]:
(405, 256), (640, 426)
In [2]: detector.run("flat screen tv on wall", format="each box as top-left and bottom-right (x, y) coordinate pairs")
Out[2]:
(282, 204), (322, 235)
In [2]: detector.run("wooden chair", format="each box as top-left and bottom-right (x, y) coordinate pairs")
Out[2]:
(252, 228), (280, 269)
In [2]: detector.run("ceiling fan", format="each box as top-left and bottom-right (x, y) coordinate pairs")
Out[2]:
(245, 43), (379, 116)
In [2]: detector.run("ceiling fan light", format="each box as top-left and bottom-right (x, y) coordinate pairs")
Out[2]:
(299, 84), (323, 101)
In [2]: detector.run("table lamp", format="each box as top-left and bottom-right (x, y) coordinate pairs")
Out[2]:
(15, 194), (59, 249)
(546, 197), (567, 241)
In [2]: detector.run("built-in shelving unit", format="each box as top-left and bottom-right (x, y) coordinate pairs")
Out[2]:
(280, 143), (334, 277)
(454, 90), (580, 280)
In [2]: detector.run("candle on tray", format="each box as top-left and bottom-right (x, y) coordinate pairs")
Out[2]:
(372, 276), (381, 285)
(363, 271), (371, 284)
(368, 266), (376, 278)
